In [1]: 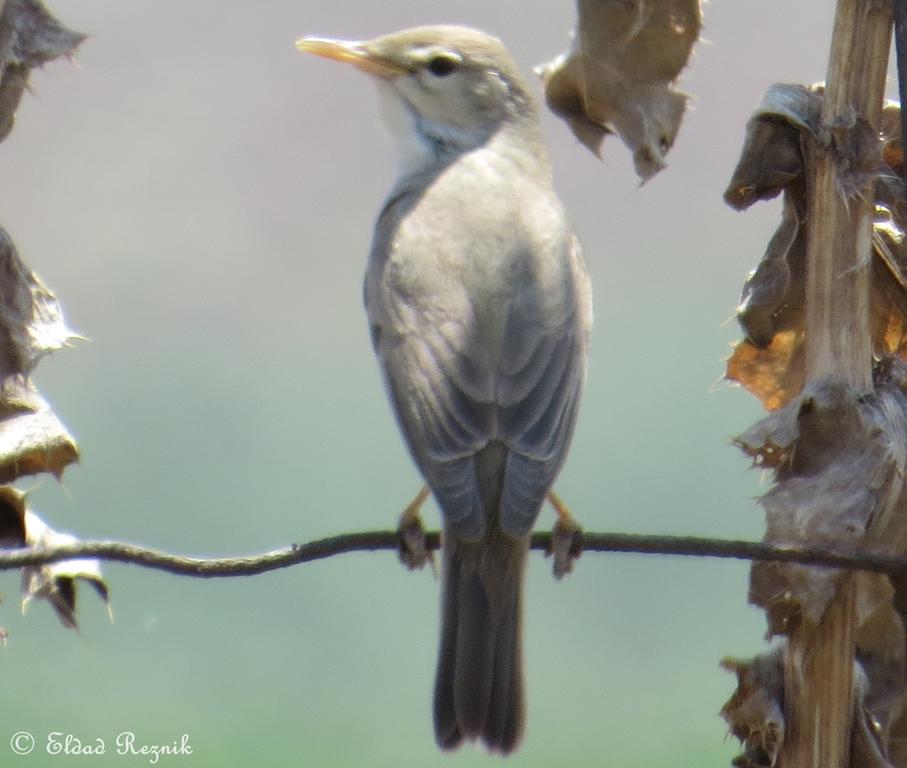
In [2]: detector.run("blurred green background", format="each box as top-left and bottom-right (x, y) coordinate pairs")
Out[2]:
(0, 1), (897, 765)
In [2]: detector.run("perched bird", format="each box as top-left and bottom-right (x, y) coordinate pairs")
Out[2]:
(297, 26), (592, 754)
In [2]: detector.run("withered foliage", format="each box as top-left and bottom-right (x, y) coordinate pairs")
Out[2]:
(725, 84), (907, 411)
(723, 636), (907, 768)
(724, 368), (907, 766)
(538, 0), (701, 181)
(736, 372), (907, 632)
(0, 2), (103, 634)
(721, 648), (785, 768)
(0, 0), (85, 142)
(0, 487), (109, 629)
(0, 1), (82, 482)
(721, 80), (907, 766)
(0, 229), (79, 481)
(723, 357), (907, 765)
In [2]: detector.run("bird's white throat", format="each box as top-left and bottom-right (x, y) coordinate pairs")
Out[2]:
(375, 81), (473, 178)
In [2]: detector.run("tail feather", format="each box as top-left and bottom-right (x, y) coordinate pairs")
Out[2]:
(452, 569), (496, 734)
(433, 441), (531, 754)
(484, 583), (524, 752)
(433, 517), (529, 754)
(434, 550), (463, 750)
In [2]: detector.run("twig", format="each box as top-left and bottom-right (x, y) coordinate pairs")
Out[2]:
(3, 530), (907, 578)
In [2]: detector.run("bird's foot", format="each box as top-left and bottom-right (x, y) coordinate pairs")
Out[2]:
(547, 491), (583, 580)
(396, 485), (436, 574)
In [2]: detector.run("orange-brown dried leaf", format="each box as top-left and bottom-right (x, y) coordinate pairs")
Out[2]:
(727, 331), (805, 412)
(728, 250), (907, 411)
(724, 92), (907, 409)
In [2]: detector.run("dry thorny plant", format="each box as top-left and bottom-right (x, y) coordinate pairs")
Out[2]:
(10, 4), (907, 767)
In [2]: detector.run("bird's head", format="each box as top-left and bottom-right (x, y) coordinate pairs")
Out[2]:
(297, 26), (538, 164)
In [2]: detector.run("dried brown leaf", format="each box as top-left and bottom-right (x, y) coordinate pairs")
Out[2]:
(538, 0), (701, 181)
(0, 0), (85, 142)
(736, 199), (801, 349)
(720, 648), (785, 768)
(0, 488), (110, 630)
(0, 378), (78, 481)
(0, 227), (76, 378)
(729, 373), (907, 767)
(726, 331), (805, 413)
(17, 507), (110, 629)
(724, 90), (907, 409)
(724, 84), (821, 211)
(721, 644), (907, 768)
(0, 227), (80, 481)
(737, 378), (907, 632)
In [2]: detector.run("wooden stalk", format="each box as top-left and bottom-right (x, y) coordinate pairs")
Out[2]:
(781, 2), (892, 766)
(803, 1), (890, 385)
(895, 0), (907, 184)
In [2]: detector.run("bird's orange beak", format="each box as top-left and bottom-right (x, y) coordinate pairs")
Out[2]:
(295, 37), (407, 79)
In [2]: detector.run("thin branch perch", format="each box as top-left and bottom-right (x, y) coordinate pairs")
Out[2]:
(3, 530), (907, 578)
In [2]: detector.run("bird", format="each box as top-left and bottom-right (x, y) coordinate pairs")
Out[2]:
(296, 25), (592, 755)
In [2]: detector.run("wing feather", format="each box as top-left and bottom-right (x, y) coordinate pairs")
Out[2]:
(369, 193), (591, 541)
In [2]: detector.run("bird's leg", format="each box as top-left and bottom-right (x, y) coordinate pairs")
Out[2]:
(397, 485), (436, 574)
(547, 490), (583, 580)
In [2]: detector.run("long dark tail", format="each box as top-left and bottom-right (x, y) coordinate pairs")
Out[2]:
(433, 444), (530, 754)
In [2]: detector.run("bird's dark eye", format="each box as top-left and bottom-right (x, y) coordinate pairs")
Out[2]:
(427, 55), (459, 77)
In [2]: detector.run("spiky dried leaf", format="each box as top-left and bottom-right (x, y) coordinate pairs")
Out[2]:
(0, 0), (85, 142)
(725, 89), (907, 409)
(726, 331), (805, 413)
(720, 648), (785, 768)
(0, 227), (79, 482)
(0, 227), (76, 378)
(538, 0), (701, 181)
(722, 643), (907, 768)
(736, 376), (907, 632)
(0, 378), (78, 481)
(16, 505), (110, 629)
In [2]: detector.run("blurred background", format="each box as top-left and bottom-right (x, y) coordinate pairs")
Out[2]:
(0, 1), (897, 765)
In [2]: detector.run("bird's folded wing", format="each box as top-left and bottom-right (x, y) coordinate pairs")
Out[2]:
(375, 240), (590, 540)
(497, 317), (586, 537)
(379, 324), (494, 539)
